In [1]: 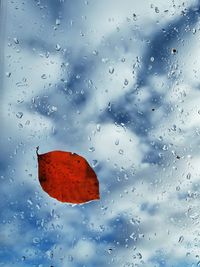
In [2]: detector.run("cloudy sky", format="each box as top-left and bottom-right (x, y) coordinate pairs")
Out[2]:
(1, 0), (200, 266)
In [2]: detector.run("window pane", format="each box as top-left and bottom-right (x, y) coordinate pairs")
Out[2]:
(1, 1), (199, 266)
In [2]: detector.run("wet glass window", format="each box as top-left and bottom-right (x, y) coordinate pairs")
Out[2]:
(1, 0), (200, 266)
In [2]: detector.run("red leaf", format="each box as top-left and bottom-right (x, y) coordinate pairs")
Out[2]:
(37, 150), (100, 204)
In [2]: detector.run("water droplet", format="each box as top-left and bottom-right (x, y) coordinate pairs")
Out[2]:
(107, 248), (112, 254)
(27, 199), (33, 205)
(130, 232), (136, 239)
(13, 37), (19, 44)
(16, 112), (23, 118)
(171, 125), (176, 131)
(108, 102), (112, 111)
(55, 44), (61, 51)
(18, 123), (23, 128)
(6, 72), (11, 77)
(92, 160), (98, 167)
(124, 79), (129, 86)
(109, 66), (114, 74)
(51, 106), (57, 112)
(192, 28), (196, 34)
(41, 74), (47, 79)
(150, 57), (154, 62)
(33, 237), (40, 244)
(178, 236), (184, 243)
(162, 144), (168, 151)
(92, 50), (98, 56)
(96, 124), (101, 131)
(137, 252), (142, 259)
(186, 173), (191, 180)
(89, 147), (95, 152)
(171, 48), (177, 54)
(45, 51), (50, 58)
(115, 139), (119, 145)
(119, 149), (124, 155)
(132, 13), (137, 21)
(56, 19), (61, 25)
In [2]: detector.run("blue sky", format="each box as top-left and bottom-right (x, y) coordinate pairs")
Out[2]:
(1, 0), (200, 266)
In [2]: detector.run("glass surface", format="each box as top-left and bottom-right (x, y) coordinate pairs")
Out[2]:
(1, 0), (200, 266)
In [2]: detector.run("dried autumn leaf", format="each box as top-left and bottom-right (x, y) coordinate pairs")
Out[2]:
(37, 150), (100, 204)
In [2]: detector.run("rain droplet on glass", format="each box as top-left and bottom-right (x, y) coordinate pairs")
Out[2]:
(16, 112), (23, 118)
(6, 72), (11, 77)
(109, 66), (114, 74)
(13, 37), (19, 44)
(56, 44), (61, 51)
(56, 19), (61, 25)
(124, 79), (129, 86)
(89, 147), (95, 152)
(41, 74), (47, 79)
